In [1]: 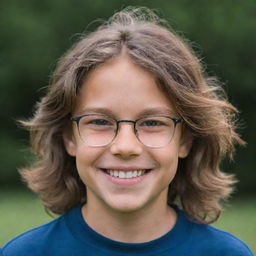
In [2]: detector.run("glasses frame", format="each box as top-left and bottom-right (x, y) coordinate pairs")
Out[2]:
(70, 114), (182, 148)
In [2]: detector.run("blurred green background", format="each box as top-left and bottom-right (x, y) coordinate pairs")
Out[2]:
(0, 0), (255, 252)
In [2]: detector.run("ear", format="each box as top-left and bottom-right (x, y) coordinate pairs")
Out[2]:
(63, 130), (77, 157)
(178, 128), (193, 159)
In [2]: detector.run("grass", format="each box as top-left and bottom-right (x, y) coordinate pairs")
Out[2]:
(0, 190), (255, 254)
(214, 197), (256, 254)
(0, 190), (52, 246)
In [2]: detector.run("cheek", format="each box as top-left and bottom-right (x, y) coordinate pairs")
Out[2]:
(75, 146), (101, 177)
(153, 145), (180, 176)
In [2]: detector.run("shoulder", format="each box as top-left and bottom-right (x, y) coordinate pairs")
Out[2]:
(1, 216), (65, 256)
(188, 220), (253, 255)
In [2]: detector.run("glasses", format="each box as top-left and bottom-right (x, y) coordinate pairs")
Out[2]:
(71, 114), (182, 148)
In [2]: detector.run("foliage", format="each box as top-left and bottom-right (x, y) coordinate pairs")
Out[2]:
(0, 0), (255, 193)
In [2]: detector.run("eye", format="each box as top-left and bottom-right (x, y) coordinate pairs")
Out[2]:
(140, 119), (165, 127)
(89, 118), (113, 126)
(79, 115), (115, 127)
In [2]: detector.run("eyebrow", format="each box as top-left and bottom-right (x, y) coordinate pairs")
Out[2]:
(76, 107), (177, 118)
(138, 108), (177, 117)
(76, 107), (116, 117)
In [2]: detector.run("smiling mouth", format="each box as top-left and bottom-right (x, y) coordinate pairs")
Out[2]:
(100, 169), (152, 179)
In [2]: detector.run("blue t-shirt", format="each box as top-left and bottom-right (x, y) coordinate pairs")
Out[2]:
(1, 204), (253, 256)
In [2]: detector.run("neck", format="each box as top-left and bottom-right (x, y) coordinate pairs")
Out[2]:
(82, 199), (177, 243)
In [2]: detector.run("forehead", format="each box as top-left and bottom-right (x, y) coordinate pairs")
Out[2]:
(75, 57), (176, 117)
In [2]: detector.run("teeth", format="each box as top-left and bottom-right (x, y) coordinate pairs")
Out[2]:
(107, 170), (147, 179)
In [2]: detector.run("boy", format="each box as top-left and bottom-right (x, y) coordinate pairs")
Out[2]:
(1, 7), (253, 256)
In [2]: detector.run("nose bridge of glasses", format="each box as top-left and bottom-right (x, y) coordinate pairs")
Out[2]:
(117, 119), (136, 124)
(116, 119), (137, 134)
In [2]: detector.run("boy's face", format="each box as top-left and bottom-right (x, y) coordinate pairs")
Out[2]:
(64, 57), (191, 214)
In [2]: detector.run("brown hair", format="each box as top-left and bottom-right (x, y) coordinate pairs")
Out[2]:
(20, 7), (245, 223)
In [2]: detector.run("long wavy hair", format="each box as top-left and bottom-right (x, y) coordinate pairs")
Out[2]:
(20, 7), (245, 224)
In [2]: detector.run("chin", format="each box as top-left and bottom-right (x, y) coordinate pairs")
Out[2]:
(105, 197), (150, 214)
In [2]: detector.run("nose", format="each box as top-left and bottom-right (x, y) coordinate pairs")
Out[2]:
(110, 123), (143, 159)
